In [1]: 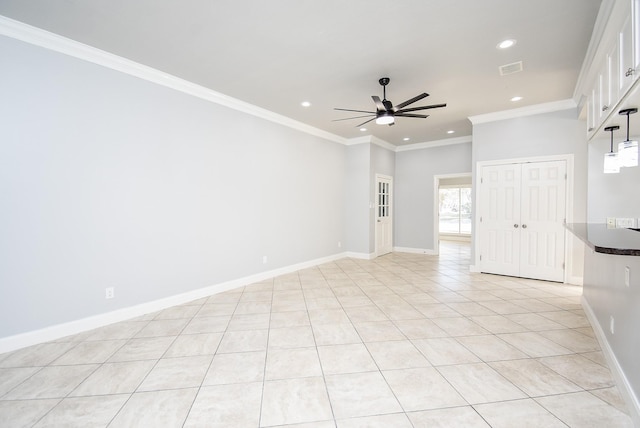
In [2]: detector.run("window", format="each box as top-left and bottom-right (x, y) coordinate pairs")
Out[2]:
(439, 186), (472, 235)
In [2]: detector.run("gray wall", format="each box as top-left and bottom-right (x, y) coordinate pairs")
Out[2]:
(344, 143), (371, 254)
(471, 108), (588, 279)
(394, 143), (472, 251)
(587, 133), (640, 222)
(583, 250), (640, 412)
(0, 36), (346, 338)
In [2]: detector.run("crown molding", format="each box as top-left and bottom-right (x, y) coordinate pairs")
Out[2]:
(0, 15), (348, 145)
(396, 135), (472, 152)
(345, 136), (373, 146)
(468, 99), (577, 125)
(370, 136), (396, 152)
(344, 135), (395, 152)
(346, 134), (470, 152)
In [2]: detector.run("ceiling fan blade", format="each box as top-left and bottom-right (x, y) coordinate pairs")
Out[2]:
(332, 114), (376, 122)
(396, 103), (447, 114)
(395, 93), (429, 110)
(356, 117), (377, 127)
(334, 108), (376, 114)
(372, 96), (386, 111)
(395, 113), (429, 118)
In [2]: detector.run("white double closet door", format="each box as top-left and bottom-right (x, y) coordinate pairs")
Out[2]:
(479, 160), (566, 282)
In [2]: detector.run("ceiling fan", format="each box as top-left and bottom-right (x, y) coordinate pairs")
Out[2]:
(334, 77), (446, 127)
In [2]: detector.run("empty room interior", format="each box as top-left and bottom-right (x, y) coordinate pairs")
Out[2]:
(1, 0), (640, 427)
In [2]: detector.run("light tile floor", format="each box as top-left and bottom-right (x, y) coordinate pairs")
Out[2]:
(0, 242), (634, 427)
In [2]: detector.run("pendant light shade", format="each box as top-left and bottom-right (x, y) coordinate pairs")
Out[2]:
(618, 108), (638, 168)
(604, 125), (620, 174)
(618, 140), (638, 167)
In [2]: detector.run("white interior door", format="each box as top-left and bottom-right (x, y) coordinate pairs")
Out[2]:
(519, 161), (566, 281)
(479, 163), (522, 277)
(479, 160), (566, 282)
(375, 175), (393, 256)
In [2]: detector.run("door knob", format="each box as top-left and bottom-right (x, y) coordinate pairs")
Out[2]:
(514, 224), (519, 228)
(522, 224), (527, 229)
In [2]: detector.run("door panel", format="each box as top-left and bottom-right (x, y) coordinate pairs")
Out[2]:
(519, 161), (566, 281)
(479, 164), (521, 277)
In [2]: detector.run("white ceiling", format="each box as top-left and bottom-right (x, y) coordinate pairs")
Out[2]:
(0, 0), (602, 145)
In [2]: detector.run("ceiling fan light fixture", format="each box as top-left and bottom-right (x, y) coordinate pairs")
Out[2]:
(376, 114), (395, 125)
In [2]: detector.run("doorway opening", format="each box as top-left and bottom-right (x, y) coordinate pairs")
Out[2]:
(434, 173), (472, 255)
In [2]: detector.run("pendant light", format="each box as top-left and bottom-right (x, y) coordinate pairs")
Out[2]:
(604, 125), (620, 174)
(618, 108), (638, 168)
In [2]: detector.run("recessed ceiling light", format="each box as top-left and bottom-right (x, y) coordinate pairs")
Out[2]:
(511, 96), (523, 102)
(447, 130), (455, 134)
(360, 127), (367, 132)
(301, 101), (311, 107)
(497, 39), (516, 49)
(403, 137), (410, 141)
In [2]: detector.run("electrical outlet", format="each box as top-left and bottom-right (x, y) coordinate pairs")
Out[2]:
(105, 287), (115, 299)
(625, 266), (630, 287)
(262, 256), (268, 264)
(610, 316), (615, 335)
(606, 217), (616, 228)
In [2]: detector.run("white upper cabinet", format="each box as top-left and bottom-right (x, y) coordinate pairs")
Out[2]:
(584, 0), (640, 138)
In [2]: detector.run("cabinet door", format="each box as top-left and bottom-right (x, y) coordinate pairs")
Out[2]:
(607, 40), (620, 110)
(587, 86), (596, 135)
(519, 161), (567, 282)
(620, 14), (635, 94)
(479, 164), (521, 278)
(635, 0), (640, 80)
(597, 54), (611, 122)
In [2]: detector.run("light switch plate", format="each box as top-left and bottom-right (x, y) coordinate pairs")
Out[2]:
(615, 218), (636, 228)
(625, 266), (630, 287)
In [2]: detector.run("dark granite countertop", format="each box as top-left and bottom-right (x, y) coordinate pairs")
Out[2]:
(565, 223), (640, 256)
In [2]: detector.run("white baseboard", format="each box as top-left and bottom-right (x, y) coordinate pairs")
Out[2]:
(393, 247), (438, 255)
(344, 251), (376, 260)
(0, 252), (347, 354)
(439, 235), (471, 242)
(566, 275), (584, 286)
(581, 296), (640, 426)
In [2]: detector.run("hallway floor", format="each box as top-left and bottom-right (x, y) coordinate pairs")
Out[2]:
(0, 242), (633, 427)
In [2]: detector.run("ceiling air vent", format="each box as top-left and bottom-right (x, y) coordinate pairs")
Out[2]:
(499, 61), (523, 76)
